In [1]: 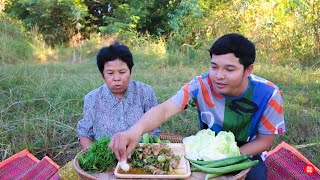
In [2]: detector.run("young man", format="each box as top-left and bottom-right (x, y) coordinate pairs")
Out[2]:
(109, 33), (285, 179)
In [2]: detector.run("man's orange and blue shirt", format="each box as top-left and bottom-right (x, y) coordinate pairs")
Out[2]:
(171, 73), (285, 144)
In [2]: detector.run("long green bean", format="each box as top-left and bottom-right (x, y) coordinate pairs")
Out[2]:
(189, 160), (258, 174)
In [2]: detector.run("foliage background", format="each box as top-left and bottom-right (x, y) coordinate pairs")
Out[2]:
(0, 0), (319, 168)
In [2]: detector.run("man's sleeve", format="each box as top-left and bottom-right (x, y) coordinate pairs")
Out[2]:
(258, 90), (286, 135)
(171, 77), (199, 110)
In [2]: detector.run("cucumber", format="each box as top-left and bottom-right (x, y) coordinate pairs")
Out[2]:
(162, 140), (171, 143)
(189, 160), (259, 174)
(153, 135), (162, 143)
(186, 154), (252, 166)
(150, 135), (155, 143)
(142, 133), (150, 143)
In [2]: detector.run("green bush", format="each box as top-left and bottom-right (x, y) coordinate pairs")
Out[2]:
(0, 13), (35, 65)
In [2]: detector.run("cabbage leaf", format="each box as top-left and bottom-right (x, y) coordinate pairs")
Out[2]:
(183, 129), (241, 161)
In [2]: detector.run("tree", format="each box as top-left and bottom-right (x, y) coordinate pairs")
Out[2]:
(5, 0), (88, 46)
(0, 0), (9, 12)
(291, 0), (320, 54)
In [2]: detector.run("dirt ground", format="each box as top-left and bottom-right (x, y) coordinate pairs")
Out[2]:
(53, 142), (81, 167)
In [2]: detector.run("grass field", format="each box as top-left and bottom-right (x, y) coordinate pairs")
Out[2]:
(0, 47), (319, 168)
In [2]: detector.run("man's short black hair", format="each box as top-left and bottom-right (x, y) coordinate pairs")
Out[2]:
(97, 41), (134, 75)
(209, 33), (256, 69)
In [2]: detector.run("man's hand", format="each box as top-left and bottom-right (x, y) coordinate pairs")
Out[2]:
(109, 99), (183, 161)
(240, 134), (274, 155)
(109, 128), (142, 162)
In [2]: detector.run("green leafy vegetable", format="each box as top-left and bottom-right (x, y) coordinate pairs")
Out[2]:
(183, 129), (241, 161)
(78, 136), (117, 172)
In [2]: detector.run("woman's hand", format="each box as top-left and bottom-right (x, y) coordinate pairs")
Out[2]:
(79, 137), (93, 150)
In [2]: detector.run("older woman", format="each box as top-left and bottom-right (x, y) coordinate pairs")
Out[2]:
(77, 42), (160, 149)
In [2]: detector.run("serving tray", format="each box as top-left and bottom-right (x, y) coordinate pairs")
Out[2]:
(114, 143), (191, 179)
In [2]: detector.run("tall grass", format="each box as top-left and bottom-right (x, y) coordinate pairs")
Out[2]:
(0, 62), (101, 163)
(0, 35), (319, 168)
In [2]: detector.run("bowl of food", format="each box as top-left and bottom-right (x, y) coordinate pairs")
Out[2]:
(114, 143), (191, 179)
(73, 136), (118, 180)
(74, 148), (120, 180)
(73, 142), (191, 180)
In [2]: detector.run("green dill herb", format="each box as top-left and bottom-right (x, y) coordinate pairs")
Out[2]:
(78, 136), (117, 172)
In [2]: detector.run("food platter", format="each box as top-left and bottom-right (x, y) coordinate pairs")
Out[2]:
(73, 132), (250, 180)
(114, 143), (191, 179)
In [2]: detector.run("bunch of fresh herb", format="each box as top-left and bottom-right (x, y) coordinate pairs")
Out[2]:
(78, 136), (117, 172)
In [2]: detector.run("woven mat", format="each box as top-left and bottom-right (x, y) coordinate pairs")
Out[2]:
(0, 149), (60, 180)
(159, 132), (184, 143)
(265, 142), (320, 180)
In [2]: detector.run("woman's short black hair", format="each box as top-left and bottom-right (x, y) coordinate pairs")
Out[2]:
(209, 33), (256, 70)
(96, 41), (134, 75)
